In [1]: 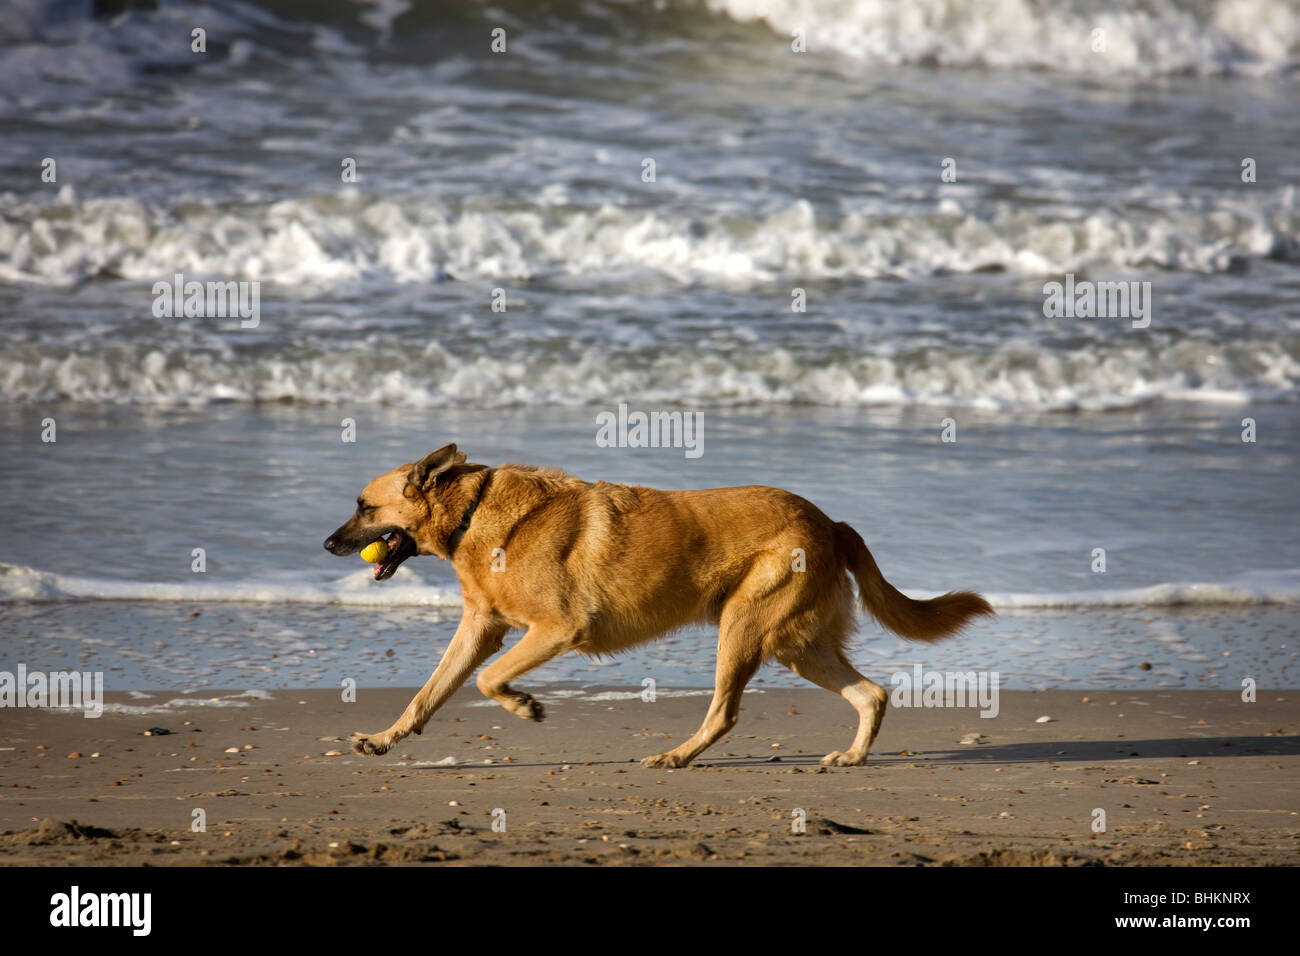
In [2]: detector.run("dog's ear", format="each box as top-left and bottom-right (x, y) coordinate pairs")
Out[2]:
(406, 443), (468, 493)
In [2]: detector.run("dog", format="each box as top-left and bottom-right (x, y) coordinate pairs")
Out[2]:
(323, 443), (994, 767)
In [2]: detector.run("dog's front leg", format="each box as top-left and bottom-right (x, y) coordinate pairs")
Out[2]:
(350, 611), (508, 756)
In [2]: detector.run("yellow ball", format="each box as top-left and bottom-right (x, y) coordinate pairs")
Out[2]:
(360, 539), (389, 563)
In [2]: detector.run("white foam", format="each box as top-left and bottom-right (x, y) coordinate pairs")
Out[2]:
(0, 563), (461, 608)
(972, 570), (1300, 608)
(5, 562), (1297, 610)
(585, 689), (717, 701)
(706, 0), (1299, 76)
(467, 688), (762, 704)
(2, 188), (1294, 289)
(4, 325), (1298, 410)
(4, 187), (1295, 410)
(8, 339), (1298, 410)
(83, 691), (271, 716)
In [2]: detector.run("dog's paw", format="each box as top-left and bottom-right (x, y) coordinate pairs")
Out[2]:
(502, 693), (545, 722)
(642, 751), (690, 769)
(820, 750), (867, 767)
(350, 732), (393, 756)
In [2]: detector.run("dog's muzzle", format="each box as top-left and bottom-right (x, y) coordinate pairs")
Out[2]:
(324, 529), (418, 581)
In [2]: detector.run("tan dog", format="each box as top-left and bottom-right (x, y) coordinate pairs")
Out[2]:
(324, 444), (994, 767)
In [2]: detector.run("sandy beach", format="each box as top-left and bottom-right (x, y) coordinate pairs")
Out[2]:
(2, 687), (1295, 866)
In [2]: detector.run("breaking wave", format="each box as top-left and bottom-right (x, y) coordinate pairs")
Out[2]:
(4, 562), (1298, 608)
(3, 188), (1295, 288)
(706, 0), (1300, 76)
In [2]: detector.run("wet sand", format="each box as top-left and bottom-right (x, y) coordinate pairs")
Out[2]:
(1, 688), (1296, 866)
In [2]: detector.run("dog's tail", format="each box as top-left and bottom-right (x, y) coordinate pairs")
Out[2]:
(835, 521), (994, 642)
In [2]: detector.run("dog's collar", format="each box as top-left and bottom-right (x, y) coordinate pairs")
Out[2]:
(446, 468), (492, 559)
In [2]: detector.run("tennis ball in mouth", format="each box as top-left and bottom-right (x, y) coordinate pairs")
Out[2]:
(360, 539), (389, 564)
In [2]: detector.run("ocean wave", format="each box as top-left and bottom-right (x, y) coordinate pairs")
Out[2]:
(0, 0), (282, 104)
(981, 571), (1300, 608)
(3, 336), (1296, 409)
(705, 0), (1300, 76)
(4, 0), (1295, 90)
(4, 562), (1297, 608)
(0, 563), (461, 608)
(93, 691), (271, 717)
(2, 188), (1295, 289)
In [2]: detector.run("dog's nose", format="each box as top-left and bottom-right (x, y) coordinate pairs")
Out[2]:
(323, 536), (337, 553)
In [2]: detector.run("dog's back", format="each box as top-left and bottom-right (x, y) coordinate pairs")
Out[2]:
(456, 467), (989, 656)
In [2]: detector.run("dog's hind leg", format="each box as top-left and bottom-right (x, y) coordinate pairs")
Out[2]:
(351, 611), (509, 756)
(475, 623), (580, 721)
(642, 609), (764, 769)
(777, 639), (889, 767)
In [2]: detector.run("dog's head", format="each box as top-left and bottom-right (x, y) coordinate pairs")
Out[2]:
(323, 443), (472, 580)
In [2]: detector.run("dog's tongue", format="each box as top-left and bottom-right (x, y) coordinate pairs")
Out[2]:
(372, 532), (402, 580)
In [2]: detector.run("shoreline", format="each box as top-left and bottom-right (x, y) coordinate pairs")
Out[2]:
(2, 687), (1296, 866)
(4, 597), (1298, 691)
